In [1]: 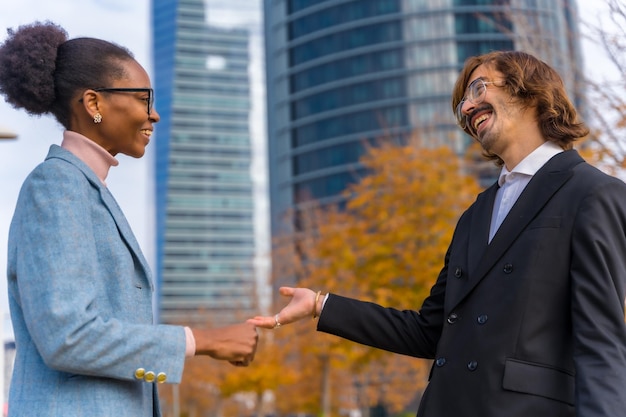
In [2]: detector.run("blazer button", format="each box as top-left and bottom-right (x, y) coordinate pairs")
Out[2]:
(454, 267), (463, 278)
(134, 368), (146, 380)
(503, 263), (513, 274)
(477, 314), (488, 325)
(435, 357), (446, 367)
(447, 313), (459, 324)
(144, 371), (156, 383)
(467, 360), (478, 371)
(157, 372), (167, 383)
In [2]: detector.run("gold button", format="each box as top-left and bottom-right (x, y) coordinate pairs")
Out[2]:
(144, 371), (156, 383)
(156, 372), (167, 383)
(134, 368), (145, 380)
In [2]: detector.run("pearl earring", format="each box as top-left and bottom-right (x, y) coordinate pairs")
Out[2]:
(93, 113), (102, 124)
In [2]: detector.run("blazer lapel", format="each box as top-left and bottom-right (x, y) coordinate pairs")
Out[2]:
(47, 146), (153, 288)
(453, 150), (583, 308)
(99, 186), (153, 283)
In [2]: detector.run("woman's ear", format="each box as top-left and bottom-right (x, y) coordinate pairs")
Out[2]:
(80, 89), (101, 119)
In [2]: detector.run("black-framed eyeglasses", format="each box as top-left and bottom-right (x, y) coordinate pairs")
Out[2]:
(455, 79), (499, 128)
(94, 87), (154, 115)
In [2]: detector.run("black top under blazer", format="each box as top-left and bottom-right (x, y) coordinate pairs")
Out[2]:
(318, 150), (626, 417)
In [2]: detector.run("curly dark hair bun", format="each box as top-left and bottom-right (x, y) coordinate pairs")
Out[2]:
(0, 21), (68, 115)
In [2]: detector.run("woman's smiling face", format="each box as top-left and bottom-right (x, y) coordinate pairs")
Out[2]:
(91, 59), (160, 158)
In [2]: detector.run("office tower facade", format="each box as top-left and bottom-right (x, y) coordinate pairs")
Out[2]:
(265, 0), (584, 236)
(153, 0), (261, 325)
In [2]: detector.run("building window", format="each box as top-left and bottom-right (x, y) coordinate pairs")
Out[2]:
(287, 0), (329, 14)
(289, 21), (402, 66)
(456, 40), (514, 65)
(289, 0), (400, 39)
(294, 169), (367, 203)
(453, 0), (509, 5)
(454, 12), (513, 35)
(293, 141), (365, 175)
(292, 105), (408, 148)
(290, 48), (403, 93)
(291, 77), (406, 119)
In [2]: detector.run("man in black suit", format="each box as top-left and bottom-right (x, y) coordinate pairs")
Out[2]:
(249, 51), (626, 417)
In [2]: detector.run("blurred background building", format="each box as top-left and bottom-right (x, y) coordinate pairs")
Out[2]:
(152, 0), (263, 325)
(264, 0), (584, 237)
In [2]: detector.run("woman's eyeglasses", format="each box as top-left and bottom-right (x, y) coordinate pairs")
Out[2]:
(93, 88), (154, 115)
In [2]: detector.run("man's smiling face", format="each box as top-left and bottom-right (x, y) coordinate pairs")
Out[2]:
(458, 64), (531, 157)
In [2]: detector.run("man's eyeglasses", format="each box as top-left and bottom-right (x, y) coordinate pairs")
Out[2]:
(455, 79), (500, 128)
(93, 88), (154, 115)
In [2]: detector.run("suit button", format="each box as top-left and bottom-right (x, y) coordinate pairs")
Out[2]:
(144, 371), (156, 383)
(447, 313), (459, 324)
(467, 360), (478, 371)
(134, 368), (146, 380)
(454, 267), (463, 278)
(436, 357), (447, 367)
(157, 372), (167, 383)
(477, 314), (488, 324)
(503, 263), (513, 274)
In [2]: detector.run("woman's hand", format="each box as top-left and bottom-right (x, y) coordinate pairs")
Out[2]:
(192, 322), (258, 366)
(247, 287), (322, 329)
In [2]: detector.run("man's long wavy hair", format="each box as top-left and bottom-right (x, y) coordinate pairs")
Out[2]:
(452, 51), (588, 166)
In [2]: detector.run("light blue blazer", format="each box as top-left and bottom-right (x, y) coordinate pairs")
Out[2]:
(7, 145), (186, 417)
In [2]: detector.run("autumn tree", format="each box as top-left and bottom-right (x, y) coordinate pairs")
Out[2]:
(158, 138), (481, 417)
(268, 138), (482, 416)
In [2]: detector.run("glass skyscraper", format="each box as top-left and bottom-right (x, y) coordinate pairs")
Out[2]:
(152, 0), (260, 325)
(265, 0), (584, 236)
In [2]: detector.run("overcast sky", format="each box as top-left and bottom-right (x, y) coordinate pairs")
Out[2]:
(0, 0), (618, 341)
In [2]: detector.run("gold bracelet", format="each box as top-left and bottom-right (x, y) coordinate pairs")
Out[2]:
(312, 290), (322, 319)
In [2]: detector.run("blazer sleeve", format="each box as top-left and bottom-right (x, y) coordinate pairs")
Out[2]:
(9, 159), (187, 383)
(316, 247), (451, 359)
(314, 204), (482, 359)
(570, 176), (626, 415)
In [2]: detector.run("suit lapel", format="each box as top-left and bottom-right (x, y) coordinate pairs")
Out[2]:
(467, 184), (497, 274)
(452, 150), (583, 308)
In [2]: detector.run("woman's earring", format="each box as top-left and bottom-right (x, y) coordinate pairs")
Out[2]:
(93, 113), (102, 124)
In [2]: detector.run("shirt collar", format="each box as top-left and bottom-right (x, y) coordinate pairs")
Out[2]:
(61, 131), (119, 185)
(498, 141), (563, 186)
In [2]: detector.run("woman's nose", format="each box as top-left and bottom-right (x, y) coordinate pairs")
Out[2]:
(149, 107), (161, 123)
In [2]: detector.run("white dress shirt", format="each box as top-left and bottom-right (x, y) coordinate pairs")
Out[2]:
(489, 141), (563, 242)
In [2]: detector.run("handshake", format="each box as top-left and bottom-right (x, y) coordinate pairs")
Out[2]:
(194, 287), (322, 366)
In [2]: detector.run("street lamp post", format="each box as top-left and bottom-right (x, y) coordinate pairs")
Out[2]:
(0, 124), (17, 139)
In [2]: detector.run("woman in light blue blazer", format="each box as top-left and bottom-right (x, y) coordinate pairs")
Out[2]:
(0, 22), (258, 417)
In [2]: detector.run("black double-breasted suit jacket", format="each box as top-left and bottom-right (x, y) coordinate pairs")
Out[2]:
(317, 150), (626, 417)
